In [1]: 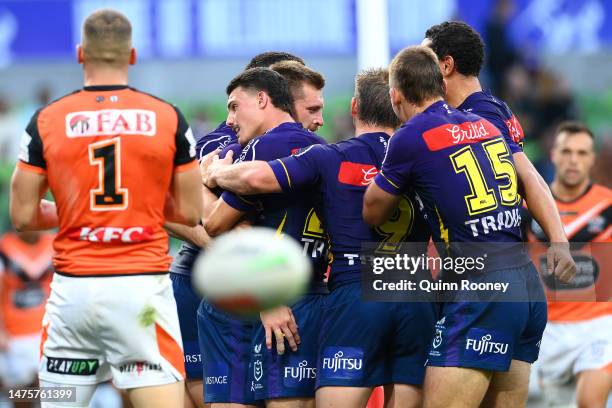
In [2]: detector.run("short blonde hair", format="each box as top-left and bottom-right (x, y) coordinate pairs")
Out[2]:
(82, 9), (132, 66)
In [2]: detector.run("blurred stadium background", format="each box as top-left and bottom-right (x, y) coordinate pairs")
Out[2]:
(0, 0), (610, 406)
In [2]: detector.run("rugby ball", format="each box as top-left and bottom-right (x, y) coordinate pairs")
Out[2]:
(192, 227), (312, 315)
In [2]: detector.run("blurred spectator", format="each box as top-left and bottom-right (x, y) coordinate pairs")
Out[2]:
(0, 95), (21, 164)
(485, 0), (519, 96)
(593, 134), (612, 188)
(189, 108), (212, 139)
(0, 231), (54, 406)
(330, 112), (354, 143)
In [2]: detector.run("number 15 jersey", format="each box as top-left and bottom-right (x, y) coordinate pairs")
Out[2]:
(374, 101), (527, 269)
(17, 85), (197, 276)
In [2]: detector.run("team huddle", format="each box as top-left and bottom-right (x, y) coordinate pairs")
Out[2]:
(7, 7), (611, 408)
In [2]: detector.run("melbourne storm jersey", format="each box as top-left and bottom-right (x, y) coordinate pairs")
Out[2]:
(222, 122), (329, 289)
(459, 90), (525, 154)
(374, 101), (527, 269)
(170, 122), (238, 276)
(269, 132), (430, 290)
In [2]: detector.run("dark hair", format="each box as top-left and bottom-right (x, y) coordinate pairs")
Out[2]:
(270, 61), (325, 100)
(245, 51), (305, 70)
(354, 68), (401, 129)
(389, 46), (445, 105)
(555, 121), (594, 139)
(226, 67), (294, 115)
(425, 21), (485, 77)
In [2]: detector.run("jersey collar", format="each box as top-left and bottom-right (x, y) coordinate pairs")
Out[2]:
(83, 85), (130, 91)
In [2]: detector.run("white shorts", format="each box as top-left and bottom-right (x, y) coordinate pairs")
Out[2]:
(39, 273), (185, 389)
(538, 315), (612, 385)
(0, 334), (40, 387)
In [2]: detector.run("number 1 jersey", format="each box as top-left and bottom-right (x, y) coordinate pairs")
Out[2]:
(17, 85), (197, 276)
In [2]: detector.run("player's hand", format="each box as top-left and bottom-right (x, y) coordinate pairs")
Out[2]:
(202, 150), (234, 189)
(260, 305), (300, 355)
(546, 242), (576, 283)
(200, 149), (220, 185)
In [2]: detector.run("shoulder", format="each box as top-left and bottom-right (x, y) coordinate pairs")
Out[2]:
(196, 124), (237, 158)
(590, 184), (612, 201)
(36, 89), (82, 118)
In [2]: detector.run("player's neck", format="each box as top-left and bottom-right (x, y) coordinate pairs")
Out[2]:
(83, 65), (129, 87)
(550, 178), (591, 202)
(354, 122), (394, 138)
(447, 75), (482, 108)
(261, 111), (295, 133)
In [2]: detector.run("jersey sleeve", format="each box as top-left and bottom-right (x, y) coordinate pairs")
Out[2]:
(268, 144), (325, 193)
(374, 127), (416, 195)
(196, 131), (235, 161)
(172, 106), (197, 171)
(220, 138), (267, 212)
(475, 108), (524, 154)
(17, 110), (46, 174)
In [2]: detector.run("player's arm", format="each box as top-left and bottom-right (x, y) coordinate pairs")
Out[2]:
(10, 169), (57, 231)
(165, 107), (204, 226)
(11, 111), (58, 231)
(514, 152), (575, 282)
(208, 160), (281, 195)
(202, 193), (248, 238)
(203, 144), (324, 195)
(165, 167), (203, 227)
(363, 183), (401, 226)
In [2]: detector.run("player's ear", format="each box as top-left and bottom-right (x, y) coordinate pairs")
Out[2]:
(77, 45), (84, 64)
(389, 87), (400, 106)
(257, 91), (268, 109)
(129, 48), (137, 65)
(350, 97), (357, 117)
(441, 55), (454, 76)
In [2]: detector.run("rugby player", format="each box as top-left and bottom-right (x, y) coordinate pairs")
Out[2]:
(525, 122), (612, 407)
(10, 9), (202, 408)
(201, 67), (328, 408)
(270, 61), (324, 132)
(362, 46), (575, 407)
(202, 68), (436, 408)
(420, 21), (577, 406)
(166, 51), (305, 408)
(0, 230), (53, 400)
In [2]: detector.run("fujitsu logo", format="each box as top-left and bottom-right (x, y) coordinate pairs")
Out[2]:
(65, 109), (156, 137)
(322, 351), (363, 373)
(465, 334), (508, 355)
(447, 121), (489, 144)
(284, 360), (316, 382)
(68, 226), (154, 243)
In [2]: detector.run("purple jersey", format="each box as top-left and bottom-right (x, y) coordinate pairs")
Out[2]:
(374, 101), (527, 269)
(170, 122), (237, 276)
(269, 132), (430, 290)
(222, 122), (329, 288)
(459, 90), (525, 154)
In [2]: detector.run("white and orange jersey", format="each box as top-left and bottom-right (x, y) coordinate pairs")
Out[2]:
(525, 184), (612, 322)
(0, 232), (54, 336)
(17, 85), (197, 277)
